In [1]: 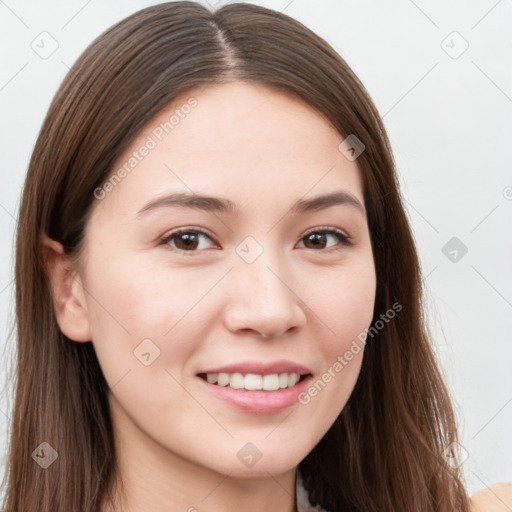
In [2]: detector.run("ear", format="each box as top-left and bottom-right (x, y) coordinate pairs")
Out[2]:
(40, 233), (92, 342)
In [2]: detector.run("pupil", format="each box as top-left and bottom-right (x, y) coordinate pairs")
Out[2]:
(306, 233), (325, 249)
(178, 233), (198, 250)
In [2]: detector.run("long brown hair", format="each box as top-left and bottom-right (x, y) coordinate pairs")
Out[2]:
(3, 2), (470, 510)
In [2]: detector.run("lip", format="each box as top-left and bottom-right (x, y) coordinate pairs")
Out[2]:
(199, 360), (311, 376)
(196, 360), (313, 415)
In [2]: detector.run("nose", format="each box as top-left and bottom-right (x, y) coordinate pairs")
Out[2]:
(223, 250), (307, 339)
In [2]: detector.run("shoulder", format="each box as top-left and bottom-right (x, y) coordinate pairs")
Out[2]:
(469, 482), (512, 511)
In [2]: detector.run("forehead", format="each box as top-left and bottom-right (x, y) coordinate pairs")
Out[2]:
(92, 80), (365, 218)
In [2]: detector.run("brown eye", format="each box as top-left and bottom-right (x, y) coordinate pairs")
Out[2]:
(161, 230), (215, 252)
(298, 229), (352, 251)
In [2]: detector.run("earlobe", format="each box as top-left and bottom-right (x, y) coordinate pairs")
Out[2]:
(40, 233), (92, 342)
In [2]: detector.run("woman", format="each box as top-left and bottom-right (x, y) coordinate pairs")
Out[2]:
(2, 1), (509, 511)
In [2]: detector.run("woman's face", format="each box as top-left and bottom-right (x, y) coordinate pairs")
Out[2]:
(75, 80), (376, 477)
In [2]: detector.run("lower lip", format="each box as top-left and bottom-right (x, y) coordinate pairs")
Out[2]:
(197, 375), (312, 414)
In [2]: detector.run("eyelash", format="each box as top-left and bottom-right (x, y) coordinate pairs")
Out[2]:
(159, 226), (354, 255)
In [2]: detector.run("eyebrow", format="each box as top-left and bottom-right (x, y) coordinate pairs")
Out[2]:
(136, 190), (366, 217)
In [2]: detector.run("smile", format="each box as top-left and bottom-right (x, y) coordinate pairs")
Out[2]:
(198, 372), (303, 391)
(196, 361), (313, 414)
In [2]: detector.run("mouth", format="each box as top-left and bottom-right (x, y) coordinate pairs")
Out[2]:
(197, 371), (310, 391)
(195, 361), (313, 414)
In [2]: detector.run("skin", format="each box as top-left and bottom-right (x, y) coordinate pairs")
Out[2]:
(470, 483), (512, 512)
(42, 80), (377, 512)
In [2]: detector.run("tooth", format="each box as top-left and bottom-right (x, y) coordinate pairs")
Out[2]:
(229, 373), (244, 389)
(217, 373), (230, 386)
(288, 373), (299, 387)
(278, 373), (289, 389)
(210, 371), (303, 390)
(206, 373), (218, 384)
(244, 374), (263, 390)
(262, 374), (279, 391)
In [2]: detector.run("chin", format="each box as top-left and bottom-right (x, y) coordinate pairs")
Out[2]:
(225, 460), (298, 479)
(223, 444), (307, 478)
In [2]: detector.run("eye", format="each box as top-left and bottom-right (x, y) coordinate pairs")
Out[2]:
(160, 229), (217, 253)
(297, 227), (353, 251)
(159, 226), (353, 254)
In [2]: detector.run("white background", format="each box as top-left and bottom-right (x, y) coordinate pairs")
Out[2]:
(0, 0), (511, 498)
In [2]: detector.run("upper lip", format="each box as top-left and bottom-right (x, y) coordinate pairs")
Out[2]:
(199, 360), (312, 376)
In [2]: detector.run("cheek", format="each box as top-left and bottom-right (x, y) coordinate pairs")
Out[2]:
(83, 249), (218, 339)
(296, 257), (375, 425)
(312, 255), (376, 349)
(81, 251), (239, 405)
